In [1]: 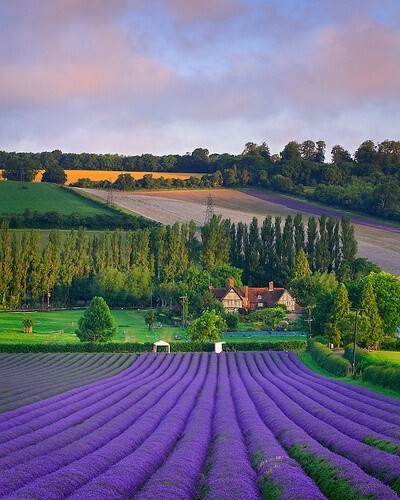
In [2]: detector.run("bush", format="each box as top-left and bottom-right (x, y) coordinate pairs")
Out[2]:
(307, 340), (352, 376)
(0, 339), (306, 353)
(343, 344), (375, 372)
(363, 364), (400, 391)
(380, 339), (400, 351)
(225, 313), (239, 331)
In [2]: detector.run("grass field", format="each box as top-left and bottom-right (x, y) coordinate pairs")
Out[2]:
(0, 181), (113, 215)
(0, 309), (303, 345)
(0, 309), (187, 344)
(368, 351), (400, 364)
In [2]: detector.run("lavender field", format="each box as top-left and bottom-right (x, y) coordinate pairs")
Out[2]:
(0, 352), (399, 499)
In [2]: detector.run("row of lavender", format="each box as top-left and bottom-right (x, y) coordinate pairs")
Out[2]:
(0, 352), (136, 412)
(0, 351), (399, 498)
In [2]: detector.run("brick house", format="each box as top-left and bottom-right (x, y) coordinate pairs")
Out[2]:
(210, 278), (297, 313)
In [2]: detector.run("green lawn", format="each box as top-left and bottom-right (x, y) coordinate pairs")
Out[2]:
(0, 181), (112, 215)
(299, 351), (400, 399)
(0, 309), (304, 346)
(368, 351), (400, 364)
(0, 309), (187, 344)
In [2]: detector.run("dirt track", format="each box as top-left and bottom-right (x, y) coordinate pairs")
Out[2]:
(79, 188), (400, 276)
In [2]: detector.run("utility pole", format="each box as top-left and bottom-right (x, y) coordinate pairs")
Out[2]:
(107, 178), (114, 206)
(180, 295), (187, 329)
(305, 306), (313, 338)
(351, 308), (362, 375)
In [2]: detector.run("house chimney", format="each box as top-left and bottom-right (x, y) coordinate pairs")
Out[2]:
(229, 277), (235, 287)
(245, 286), (249, 298)
(268, 281), (274, 292)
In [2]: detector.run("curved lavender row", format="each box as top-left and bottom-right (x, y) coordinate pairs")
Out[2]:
(198, 354), (259, 500)
(226, 354), (325, 499)
(253, 353), (400, 491)
(0, 354), (157, 438)
(0, 353), (148, 428)
(278, 352), (400, 429)
(289, 352), (400, 410)
(239, 353), (398, 499)
(0, 353), (37, 368)
(69, 354), (209, 499)
(136, 354), (218, 500)
(6, 354), (199, 499)
(270, 352), (400, 441)
(0, 355), (176, 470)
(0, 353), (124, 406)
(0, 354), (188, 496)
(267, 352), (400, 443)
(0, 353), (138, 415)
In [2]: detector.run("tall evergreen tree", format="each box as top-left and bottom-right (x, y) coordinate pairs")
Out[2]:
(326, 283), (351, 346)
(341, 216), (358, 263)
(306, 217), (318, 271)
(292, 248), (312, 280)
(293, 214), (305, 254)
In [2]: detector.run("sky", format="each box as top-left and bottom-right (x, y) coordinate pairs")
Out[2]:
(1, 0), (400, 158)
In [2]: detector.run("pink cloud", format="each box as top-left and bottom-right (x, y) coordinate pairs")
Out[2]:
(164, 0), (244, 20)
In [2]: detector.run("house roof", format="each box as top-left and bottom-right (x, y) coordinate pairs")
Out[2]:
(211, 286), (245, 300)
(211, 285), (292, 307)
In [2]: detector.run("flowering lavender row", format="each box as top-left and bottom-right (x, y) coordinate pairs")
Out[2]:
(197, 354), (259, 500)
(0, 353), (191, 496)
(225, 354), (325, 499)
(0, 353), (137, 413)
(250, 353), (400, 493)
(6, 354), (201, 499)
(269, 352), (400, 442)
(1, 352), (399, 499)
(69, 354), (210, 499)
(288, 351), (400, 412)
(136, 355), (218, 499)
(0, 352), (154, 430)
(0, 354), (178, 475)
(0, 353), (161, 439)
(284, 353), (400, 426)
(239, 353), (398, 498)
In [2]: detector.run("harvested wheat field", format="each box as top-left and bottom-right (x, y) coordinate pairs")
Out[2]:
(79, 188), (400, 275)
(1, 170), (201, 184)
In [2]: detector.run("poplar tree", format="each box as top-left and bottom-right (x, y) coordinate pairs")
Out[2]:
(0, 222), (12, 306)
(341, 216), (358, 263)
(306, 217), (318, 271)
(293, 214), (305, 254)
(360, 282), (384, 348)
(292, 248), (312, 280)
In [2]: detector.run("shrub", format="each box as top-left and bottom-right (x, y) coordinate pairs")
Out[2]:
(380, 339), (400, 351)
(363, 364), (400, 391)
(307, 340), (352, 376)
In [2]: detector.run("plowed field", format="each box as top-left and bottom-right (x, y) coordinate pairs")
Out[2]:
(79, 188), (400, 275)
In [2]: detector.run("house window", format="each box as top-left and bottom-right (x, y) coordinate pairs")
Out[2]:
(257, 302), (264, 308)
(257, 294), (262, 299)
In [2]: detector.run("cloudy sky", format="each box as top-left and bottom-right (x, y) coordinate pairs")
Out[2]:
(1, 0), (400, 157)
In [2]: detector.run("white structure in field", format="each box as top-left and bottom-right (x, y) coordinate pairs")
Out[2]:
(214, 342), (226, 354)
(153, 340), (171, 353)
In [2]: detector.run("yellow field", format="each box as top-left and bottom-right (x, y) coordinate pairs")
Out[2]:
(0, 170), (202, 184)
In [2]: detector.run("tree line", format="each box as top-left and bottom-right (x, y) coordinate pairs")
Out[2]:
(1, 138), (399, 221)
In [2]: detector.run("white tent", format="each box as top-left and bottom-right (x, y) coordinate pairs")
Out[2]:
(214, 341), (226, 354)
(153, 340), (171, 353)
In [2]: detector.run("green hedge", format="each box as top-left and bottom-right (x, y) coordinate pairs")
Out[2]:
(343, 344), (375, 372)
(344, 344), (400, 391)
(307, 340), (352, 376)
(363, 364), (400, 392)
(380, 339), (400, 351)
(0, 339), (306, 354)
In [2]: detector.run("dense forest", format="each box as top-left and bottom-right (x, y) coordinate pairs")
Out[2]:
(1, 139), (400, 221)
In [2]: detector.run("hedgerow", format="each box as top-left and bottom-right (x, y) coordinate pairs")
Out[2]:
(307, 340), (352, 376)
(0, 339), (306, 354)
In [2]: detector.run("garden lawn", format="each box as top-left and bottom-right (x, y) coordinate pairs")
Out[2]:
(368, 351), (400, 364)
(0, 181), (112, 215)
(0, 309), (186, 345)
